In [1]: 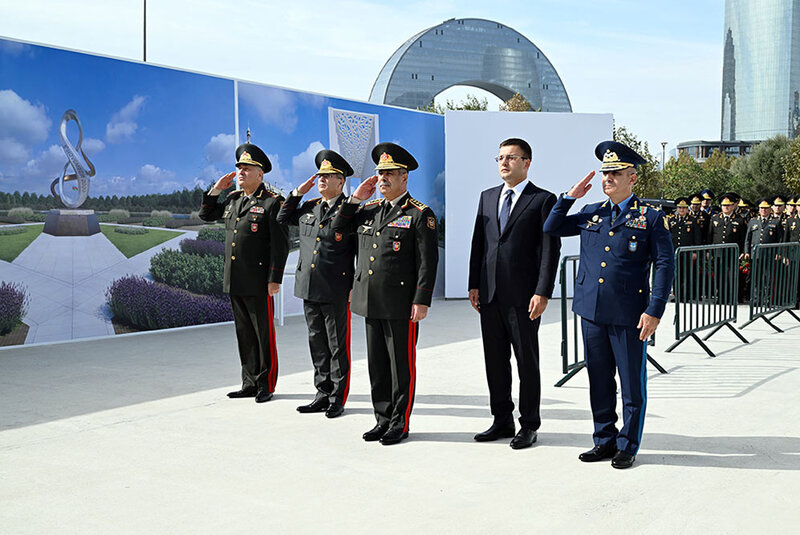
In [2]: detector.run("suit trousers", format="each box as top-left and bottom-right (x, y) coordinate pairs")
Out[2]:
(364, 318), (418, 432)
(230, 294), (278, 393)
(303, 299), (351, 405)
(580, 317), (647, 455)
(479, 301), (542, 431)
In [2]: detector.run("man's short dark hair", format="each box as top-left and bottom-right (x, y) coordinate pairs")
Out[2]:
(499, 138), (532, 160)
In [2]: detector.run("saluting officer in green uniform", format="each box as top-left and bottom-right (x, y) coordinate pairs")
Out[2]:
(199, 142), (290, 403)
(332, 142), (439, 446)
(277, 150), (357, 419)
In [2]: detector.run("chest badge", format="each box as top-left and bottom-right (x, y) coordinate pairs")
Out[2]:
(335, 232), (343, 242)
(392, 241), (401, 252)
(251, 223), (258, 232)
(388, 215), (412, 229)
(628, 240), (638, 252)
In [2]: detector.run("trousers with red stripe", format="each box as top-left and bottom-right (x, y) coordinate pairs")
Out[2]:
(230, 294), (278, 393)
(303, 300), (351, 405)
(365, 318), (419, 432)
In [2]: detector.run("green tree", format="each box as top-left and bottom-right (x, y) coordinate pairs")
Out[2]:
(613, 126), (662, 198)
(499, 92), (536, 112)
(662, 152), (704, 198)
(781, 136), (800, 194)
(730, 136), (791, 201)
(419, 93), (489, 114)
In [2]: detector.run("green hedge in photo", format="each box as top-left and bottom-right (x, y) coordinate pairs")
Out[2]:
(114, 226), (149, 235)
(99, 224), (182, 258)
(149, 249), (224, 295)
(0, 224), (44, 262)
(197, 226), (225, 242)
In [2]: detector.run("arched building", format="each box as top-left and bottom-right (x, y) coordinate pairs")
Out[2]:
(368, 18), (572, 112)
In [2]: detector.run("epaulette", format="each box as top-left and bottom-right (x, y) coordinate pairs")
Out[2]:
(364, 199), (382, 207)
(308, 197), (322, 205)
(408, 198), (429, 211)
(227, 190), (243, 199)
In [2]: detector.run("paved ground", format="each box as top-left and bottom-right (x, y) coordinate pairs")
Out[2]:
(1, 300), (798, 534)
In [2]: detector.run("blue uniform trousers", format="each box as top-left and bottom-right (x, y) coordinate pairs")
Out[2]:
(581, 317), (648, 454)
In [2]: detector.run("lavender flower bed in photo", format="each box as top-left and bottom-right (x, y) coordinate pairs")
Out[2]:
(0, 281), (29, 334)
(179, 238), (224, 256)
(106, 275), (232, 330)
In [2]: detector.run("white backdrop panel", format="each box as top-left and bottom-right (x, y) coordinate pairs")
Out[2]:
(444, 111), (614, 298)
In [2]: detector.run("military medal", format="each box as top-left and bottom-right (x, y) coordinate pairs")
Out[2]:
(335, 232), (343, 242)
(250, 206), (265, 214)
(251, 223), (258, 232)
(392, 241), (401, 251)
(428, 216), (436, 230)
(388, 215), (412, 229)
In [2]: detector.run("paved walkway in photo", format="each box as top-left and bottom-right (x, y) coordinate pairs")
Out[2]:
(0, 227), (194, 344)
(1, 300), (798, 533)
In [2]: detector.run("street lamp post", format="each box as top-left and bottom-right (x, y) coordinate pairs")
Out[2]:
(661, 141), (667, 200)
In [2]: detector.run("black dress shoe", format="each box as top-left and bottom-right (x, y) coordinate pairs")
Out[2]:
(297, 397), (329, 413)
(254, 390), (273, 403)
(579, 443), (618, 462)
(611, 450), (636, 469)
(509, 428), (537, 449)
(362, 424), (388, 442)
(325, 403), (344, 419)
(379, 428), (409, 445)
(473, 419), (516, 442)
(227, 387), (257, 398)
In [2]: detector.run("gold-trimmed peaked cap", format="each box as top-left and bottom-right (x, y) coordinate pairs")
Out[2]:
(674, 196), (690, 208)
(235, 143), (272, 173)
(690, 193), (703, 205)
(772, 195), (786, 206)
(720, 192), (739, 206)
(315, 149), (354, 177)
(757, 197), (772, 209)
(595, 140), (647, 172)
(372, 142), (419, 171)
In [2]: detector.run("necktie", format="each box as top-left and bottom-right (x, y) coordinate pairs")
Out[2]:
(499, 190), (514, 233)
(611, 204), (620, 223)
(320, 201), (329, 213)
(380, 201), (392, 223)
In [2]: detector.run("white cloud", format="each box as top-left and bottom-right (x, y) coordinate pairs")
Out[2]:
(263, 153), (290, 195)
(0, 40), (31, 57)
(238, 84), (299, 134)
(106, 95), (146, 143)
(291, 141), (325, 185)
(22, 144), (67, 181)
(0, 89), (52, 163)
(81, 137), (105, 156)
(204, 133), (235, 163)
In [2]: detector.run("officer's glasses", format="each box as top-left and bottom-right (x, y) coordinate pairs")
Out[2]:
(494, 155), (528, 163)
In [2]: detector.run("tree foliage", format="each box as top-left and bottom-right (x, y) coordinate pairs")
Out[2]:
(781, 136), (800, 194)
(499, 92), (536, 112)
(613, 126), (662, 198)
(419, 94), (489, 114)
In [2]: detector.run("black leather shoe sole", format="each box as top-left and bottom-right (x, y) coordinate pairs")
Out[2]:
(473, 426), (516, 442)
(297, 399), (329, 413)
(325, 404), (344, 418)
(254, 391), (273, 403)
(227, 389), (257, 398)
(380, 430), (409, 445)
(363, 425), (388, 442)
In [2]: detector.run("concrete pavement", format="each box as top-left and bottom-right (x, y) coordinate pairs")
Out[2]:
(1, 299), (798, 533)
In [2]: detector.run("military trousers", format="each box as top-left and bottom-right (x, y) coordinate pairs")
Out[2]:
(230, 294), (278, 393)
(581, 317), (647, 455)
(303, 299), (351, 405)
(479, 301), (542, 431)
(364, 318), (419, 432)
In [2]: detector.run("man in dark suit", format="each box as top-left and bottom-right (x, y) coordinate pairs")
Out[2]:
(543, 141), (674, 469)
(198, 142), (289, 404)
(468, 137), (561, 450)
(332, 142), (439, 445)
(276, 150), (356, 418)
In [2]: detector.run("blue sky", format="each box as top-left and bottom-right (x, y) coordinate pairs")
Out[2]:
(0, 0), (726, 158)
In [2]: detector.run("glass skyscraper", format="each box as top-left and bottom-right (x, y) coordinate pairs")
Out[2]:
(721, 0), (800, 140)
(369, 18), (571, 112)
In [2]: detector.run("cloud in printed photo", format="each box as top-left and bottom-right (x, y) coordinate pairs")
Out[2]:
(106, 95), (146, 144)
(0, 89), (52, 164)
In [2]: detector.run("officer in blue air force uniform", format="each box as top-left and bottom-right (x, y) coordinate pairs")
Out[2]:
(543, 141), (674, 469)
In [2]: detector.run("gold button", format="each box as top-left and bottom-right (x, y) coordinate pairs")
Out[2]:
(233, 230), (237, 234)
(259, 262), (262, 266)
(368, 269), (373, 275)
(376, 231), (381, 236)
(231, 256), (236, 260)
(370, 256), (375, 261)
(373, 244), (378, 249)
(342, 272), (346, 275)
(316, 237), (321, 242)
(599, 278), (604, 283)
(639, 289), (643, 293)
(601, 262), (607, 267)
(313, 250), (318, 255)
(609, 231), (614, 236)
(236, 217), (240, 222)
(251, 201), (255, 205)
(400, 281), (404, 285)
(231, 242), (236, 247)
(605, 246), (610, 252)
(319, 224), (324, 229)
(311, 263), (315, 268)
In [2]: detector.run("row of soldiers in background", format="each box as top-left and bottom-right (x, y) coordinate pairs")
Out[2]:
(668, 191), (800, 252)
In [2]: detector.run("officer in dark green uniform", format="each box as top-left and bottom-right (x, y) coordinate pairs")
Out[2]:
(689, 193), (710, 244)
(737, 198), (753, 223)
(332, 142), (439, 446)
(785, 197), (800, 243)
(701, 189), (719, 216)
(198, 142), (290, 403)
(668, 197), (701, 249)
(744, 198), (785, 257)
(277, 150), (357, 418)
(708, 192), (746, 251)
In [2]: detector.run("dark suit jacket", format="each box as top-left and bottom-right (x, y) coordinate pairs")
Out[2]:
(468, 182), (561, 306)
(332, 192), (439, 320)
(276, 192), (356, 303)
(198, 183), (289, 296)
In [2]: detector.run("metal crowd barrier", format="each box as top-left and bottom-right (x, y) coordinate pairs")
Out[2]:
(556, 255), (666, 388)
(740, 242), (800, 332)
(666, 244), (749, 357)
